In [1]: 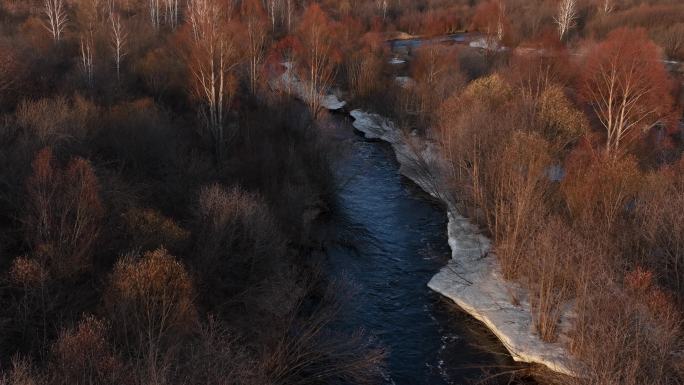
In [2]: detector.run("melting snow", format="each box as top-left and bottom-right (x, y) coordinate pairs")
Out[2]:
(350, 109), (578, 377)
(270, 62), (346, 111)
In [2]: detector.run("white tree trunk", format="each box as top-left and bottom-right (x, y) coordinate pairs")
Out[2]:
(80, 32), (95, 86)
(110, 11), (127, 82)
(555, 0), (577, 41)
(149, 0), (161, 29)
(43, 0), (68, 42)
(188, 0), (238, 160)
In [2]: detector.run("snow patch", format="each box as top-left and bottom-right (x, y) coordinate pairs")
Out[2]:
(394, 76), (415, 89)
(350, 109), (578, 377)
(271, 62), (346, 111)
(469, 38), (506, 52)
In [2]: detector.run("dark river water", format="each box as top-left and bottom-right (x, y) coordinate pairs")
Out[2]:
(320, 116), (521, 385)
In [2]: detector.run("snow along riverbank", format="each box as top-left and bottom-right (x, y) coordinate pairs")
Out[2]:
(349, 110), (578, 377)
(271, 64), (578, 376)
(270, 63), (347, 110)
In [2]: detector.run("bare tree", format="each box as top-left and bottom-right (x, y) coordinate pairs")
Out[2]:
(0, 44), (18, 97)
(580, 28), (674, 155)
(295, 4), (341, 117)
(149, 0), (161, 29)
(187, 0), (208, 41)
(105, 248), (196, 383)
(600, 0), (614, 14)
(24, 148), (103, 279)
(496, 0), (506, 42)
(263, 0), (280, 30)
(80, 31), (95, 86)
(554, 0), (577, 41)
(43, 0), (69, 42)
(109, 11), (127, 81)
(187, 0), (240, 160)
(242, 0), (269, 95)
(471, 0), (508, 52)
(376, 0), (388, 20)
(162, 0), (180, 28)
(285, 0), (293, 32)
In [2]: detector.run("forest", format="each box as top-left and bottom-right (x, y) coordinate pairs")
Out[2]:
(0, 0), (682, 384)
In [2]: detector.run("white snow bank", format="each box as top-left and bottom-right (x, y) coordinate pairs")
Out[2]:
(271, 62), (346, 111)
(394, 76), (415, 89)
(350, 109), (578, 377)
(469, 38), (507, 52)
(389, 57), (407, 65)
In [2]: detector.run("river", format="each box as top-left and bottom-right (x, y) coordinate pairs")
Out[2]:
(319, 115), (526, 385)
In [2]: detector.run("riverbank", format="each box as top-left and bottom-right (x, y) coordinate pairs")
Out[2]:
(349, 110), (577, 377)
(319, 116), (516, 384)
(272, 66), (578, 377)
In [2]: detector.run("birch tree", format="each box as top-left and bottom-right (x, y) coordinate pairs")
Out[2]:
(187, 0), (241, 160)
(580, 28), (674, 155)
(471, 0), (508, 51)
(554, 0), (577, 41)
(109, 11), (127, 81)
(295, 4), (340, 117)
(149, 0), (161, 29)
(285, 0), (293, 32)
(43, 0), (69, 42)
(376, 0), (388, 20)
(263, 0), (279, 30)
(600, 0), (614, 14)
(241, 0), (269, 95)
(163, 0), (180, 28)
(80, 31), (95, 86)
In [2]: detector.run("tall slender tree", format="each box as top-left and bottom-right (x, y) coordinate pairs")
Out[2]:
(43, 0), (69, 42)
(109, 10), (128, 82)
(187, 0), (241, 160)
(554, 0), (577, 41)
(580, 28), (675, 155)
(241, 0), (269, 95)
(294, 4), (340, 117)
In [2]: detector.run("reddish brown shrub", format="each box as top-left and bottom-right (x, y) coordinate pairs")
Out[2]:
(527, 218), (576, 342)
(0, 356), (44, 385)
(51, 315), (124, 385)
(410, 44), (463, 125)
(122, 208), (190, 252)
(579, 28), (675, 155)
(0, 42), (21, 105)
(636, 161), (684, 306)
(294, 3), (342, 117)
(561, 153), (641, 235)
(24, 148), (103, 279)
(490, 130), (553, 278)
(105, 248), (196, 383)
(16, 96), (98, 146)
(9, 257), (48, 288)
(194, 184), (285, 305)
(471, 0), (511, 48)
(570, 275), (682, 385)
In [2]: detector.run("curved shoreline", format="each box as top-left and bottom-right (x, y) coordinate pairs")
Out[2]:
(271, 65), (577, 376)
(348, 109), (577, 377)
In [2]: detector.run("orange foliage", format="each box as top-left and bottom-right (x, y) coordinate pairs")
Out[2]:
(105, 248), (196, 377)
(561, 152), (641, 233)
(580, 28), (675, 155)
(293, 3), (341, 116)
